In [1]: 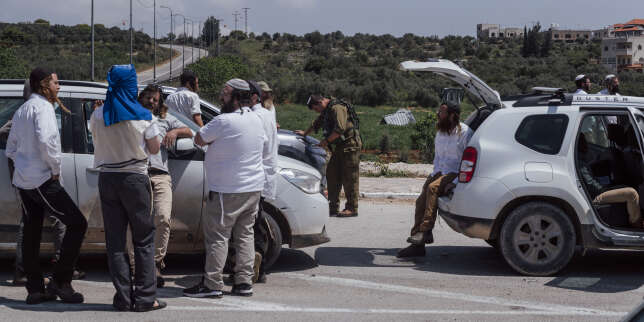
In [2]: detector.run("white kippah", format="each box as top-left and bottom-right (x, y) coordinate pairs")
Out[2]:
(605, 74), (616, 81)
(225, 78), (250, 91)
(575, 74), (585, 81)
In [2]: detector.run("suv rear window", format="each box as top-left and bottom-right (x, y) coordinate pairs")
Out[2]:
(515, 114), (569, 154)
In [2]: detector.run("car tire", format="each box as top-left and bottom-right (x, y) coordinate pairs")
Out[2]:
(499, 202), (576, 276)
(263, 213), (283, 270)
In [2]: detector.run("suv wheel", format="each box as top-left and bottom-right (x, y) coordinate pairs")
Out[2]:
(499, 202), (576, 276)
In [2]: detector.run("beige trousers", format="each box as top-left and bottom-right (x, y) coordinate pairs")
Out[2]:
(127, 173), (173, 268)
(202, 191), (260, 290)
(594, 187), (641, 227)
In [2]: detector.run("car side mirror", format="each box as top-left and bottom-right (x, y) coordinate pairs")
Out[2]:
(170, 137), (198, 157)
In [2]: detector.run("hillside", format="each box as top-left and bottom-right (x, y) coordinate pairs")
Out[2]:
(0, 20), (172, 80)
(188, 30), (644, 109)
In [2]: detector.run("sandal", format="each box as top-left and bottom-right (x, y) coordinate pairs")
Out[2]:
(336, 209), (358, 217)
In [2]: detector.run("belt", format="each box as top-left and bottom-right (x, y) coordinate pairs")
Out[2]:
(149, 168), (169, 175)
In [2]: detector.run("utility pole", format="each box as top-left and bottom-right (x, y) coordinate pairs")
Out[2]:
(130, 0), (133, 65)
(160, 6), (172, 81)
(187, 19), (194, 64)
(153, 0), (156, 82)
(242, 7), (250, 36)
(198, 21), (201, 60)
(91, 0), (94, 81)
(233, 11), (240, 40)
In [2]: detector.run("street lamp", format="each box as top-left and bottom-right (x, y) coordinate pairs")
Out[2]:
(185, 19), (194, 64)
(174, 13), (187, 72)
(160, 5), (173, 81)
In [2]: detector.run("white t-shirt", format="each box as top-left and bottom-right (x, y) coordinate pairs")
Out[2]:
(252, 103), (279, 200)
(199, 107), (267, 193)
(165, 87), (201, 121)
(598, 89), (621, 96)
(5, 93), (62, 189)
(573, 89), (587, 94)
(89, 106), (160, 175)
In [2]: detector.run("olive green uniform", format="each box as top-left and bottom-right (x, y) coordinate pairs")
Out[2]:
(312, 101), (361, 213)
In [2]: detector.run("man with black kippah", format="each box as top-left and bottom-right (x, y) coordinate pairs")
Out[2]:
(397, 102), (472, 258)
(6, 67), (88, 304)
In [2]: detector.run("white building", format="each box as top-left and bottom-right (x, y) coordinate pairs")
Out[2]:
(601, 19), (644, 72)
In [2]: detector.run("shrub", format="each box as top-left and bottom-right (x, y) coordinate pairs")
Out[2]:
(410, 111), (438, 162)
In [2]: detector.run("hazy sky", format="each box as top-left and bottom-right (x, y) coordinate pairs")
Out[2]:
(1, 0), (642, 37)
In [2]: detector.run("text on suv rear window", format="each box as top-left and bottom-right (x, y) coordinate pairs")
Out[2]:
(515, 114), (569, 155)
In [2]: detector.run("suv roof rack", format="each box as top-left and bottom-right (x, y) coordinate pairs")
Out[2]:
(511, 93), (573, 107)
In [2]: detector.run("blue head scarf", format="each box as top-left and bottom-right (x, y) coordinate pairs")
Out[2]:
(103, 64), (151, 126)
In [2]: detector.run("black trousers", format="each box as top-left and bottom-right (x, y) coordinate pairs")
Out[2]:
(98, 172), (156, 309)
(18, 179), (87, 294)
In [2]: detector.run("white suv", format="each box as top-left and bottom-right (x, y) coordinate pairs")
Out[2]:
(402, 59), (644, 276)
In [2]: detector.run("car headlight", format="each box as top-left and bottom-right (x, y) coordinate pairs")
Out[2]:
(280, 168), (321, 194)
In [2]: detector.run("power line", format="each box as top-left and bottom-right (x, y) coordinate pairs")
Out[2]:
(242, 7), (250, 35)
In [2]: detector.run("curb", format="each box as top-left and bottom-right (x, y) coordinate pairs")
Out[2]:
(360, 192), (419, 199)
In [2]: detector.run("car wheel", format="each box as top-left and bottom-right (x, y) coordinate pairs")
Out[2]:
(263, 213), (283, 270)
(499, 202), (576, 276)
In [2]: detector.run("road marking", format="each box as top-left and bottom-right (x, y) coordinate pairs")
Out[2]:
(182, 297), (624, 316)
(283, 273), (622, 316)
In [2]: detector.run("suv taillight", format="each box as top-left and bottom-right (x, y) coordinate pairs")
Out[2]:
(459, 147), (477, 183)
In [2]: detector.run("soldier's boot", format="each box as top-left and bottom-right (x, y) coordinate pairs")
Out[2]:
(396, 244), (426, 258)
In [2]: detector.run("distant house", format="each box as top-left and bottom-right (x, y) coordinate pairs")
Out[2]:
(477, 24), (523, 41)
(601, 19), (644, 73)
(549, 29), (592, 42)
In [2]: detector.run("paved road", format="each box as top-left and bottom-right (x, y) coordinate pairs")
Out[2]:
(137, 44), (208, 84)
(1, 198), (643, 321)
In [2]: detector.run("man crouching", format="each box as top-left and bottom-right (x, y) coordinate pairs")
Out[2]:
(397, 102), (472, 258)
(183, 79), (267, 298)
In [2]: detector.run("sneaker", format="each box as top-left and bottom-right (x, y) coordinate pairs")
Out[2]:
(26, 290), (57, 305)
(183, 280), (223, 298)
(406, 231), (434, 245)
(396, 244), (426, 258)
(12, 269), (27, 286)
(47, 282), (84, 303)
(252, 252), (262, 284)
(72, 269), (86, 280)
(231, 283), (253, 297)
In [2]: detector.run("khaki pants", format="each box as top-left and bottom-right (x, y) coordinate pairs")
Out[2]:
(127, 172), (173, 268)
(411, 172), (458, 235)
(594, 187), (641, 226)
(203, 191), (260, 291)
(327, 144), (360, 213)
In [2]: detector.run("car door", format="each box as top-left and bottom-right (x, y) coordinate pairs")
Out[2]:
(69, 91), (206, 252)
(586, 107), (644, 245)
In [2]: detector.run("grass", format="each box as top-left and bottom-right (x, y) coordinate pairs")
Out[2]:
(275, 101), (476, 155)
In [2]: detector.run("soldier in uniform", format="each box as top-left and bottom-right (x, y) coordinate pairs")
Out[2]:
(296, 95), (361, 217)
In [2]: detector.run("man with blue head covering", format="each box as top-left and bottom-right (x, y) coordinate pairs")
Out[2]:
(89, 64), (165, 312)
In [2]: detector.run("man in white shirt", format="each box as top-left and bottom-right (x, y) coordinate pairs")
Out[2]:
(6, 68), (88, 305)
(257, 81), (279, 128)
(183, 79), (266, 298)
(573, 74), (591, 94)
(165, 70), (203, 127)
(397, 102), (473, 258)
(133, 84), (192, 288)
(598, 74), (620, 95)
(248, 81), (278, 283)
(90, 65), (164, 312)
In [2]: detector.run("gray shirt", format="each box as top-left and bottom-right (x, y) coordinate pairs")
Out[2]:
(149, 114), (186, 173)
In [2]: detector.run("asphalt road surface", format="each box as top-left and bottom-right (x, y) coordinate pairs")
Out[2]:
(137, 44), (208, 84)
(1, 198), (643, 321)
